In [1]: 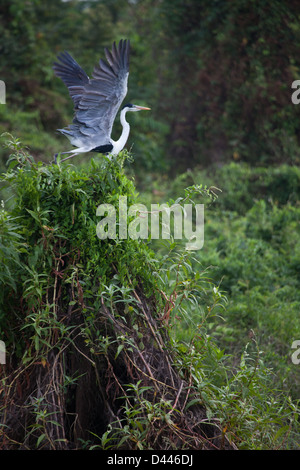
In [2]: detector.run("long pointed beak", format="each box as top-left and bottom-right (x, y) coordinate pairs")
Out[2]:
(135, 106), (151, 111)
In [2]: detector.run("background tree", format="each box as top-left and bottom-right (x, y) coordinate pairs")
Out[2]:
(151, 0), (300, 170)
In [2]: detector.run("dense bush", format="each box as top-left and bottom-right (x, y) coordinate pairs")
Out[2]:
(144, 163), (300, 406)
(0, 143), (299, 449)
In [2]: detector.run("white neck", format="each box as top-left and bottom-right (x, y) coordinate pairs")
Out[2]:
(111, 108), (130, 155)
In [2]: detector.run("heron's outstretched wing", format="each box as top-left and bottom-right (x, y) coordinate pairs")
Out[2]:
(76, 39), (130, 141)
(53, 51), (89, 109)
(53, 40), (130, 149)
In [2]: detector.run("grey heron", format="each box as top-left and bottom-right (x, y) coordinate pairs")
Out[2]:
(53, 39), (150, 163)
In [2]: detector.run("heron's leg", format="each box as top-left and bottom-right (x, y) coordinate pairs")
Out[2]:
(53, 151), (78, 164)
(60, 152), (79, 163)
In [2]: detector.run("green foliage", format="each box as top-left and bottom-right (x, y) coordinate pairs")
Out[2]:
(0, 143), (154, 358)
(0, 0), (114, 83)
(98, 381), (177, 450)
(0, 108), (63, 165)
(1, 141), (298, 449)
(172, 333), (299, 450)
(151, 232), (300, 449)
(203, 199), (300, 397)
(153, 0), (300, 167)
(145, 161), (300, 415)
(95, 244), (300, 450)
(0, 210), (24, 301)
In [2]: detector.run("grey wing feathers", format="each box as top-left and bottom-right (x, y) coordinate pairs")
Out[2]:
(53, 40), (130, 149)
(53, 51), (89, 109)
(76, 39), (130, 133)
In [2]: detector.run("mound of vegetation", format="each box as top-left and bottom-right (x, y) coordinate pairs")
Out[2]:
(0, 139), (237, 450)
(0, 140), (298, 450)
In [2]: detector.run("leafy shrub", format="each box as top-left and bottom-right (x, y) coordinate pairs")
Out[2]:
(0, 142), (299, 449)
(139, 160), (300, 447)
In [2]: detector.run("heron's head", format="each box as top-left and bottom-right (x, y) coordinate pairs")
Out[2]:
(122, 103), (151, 112)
